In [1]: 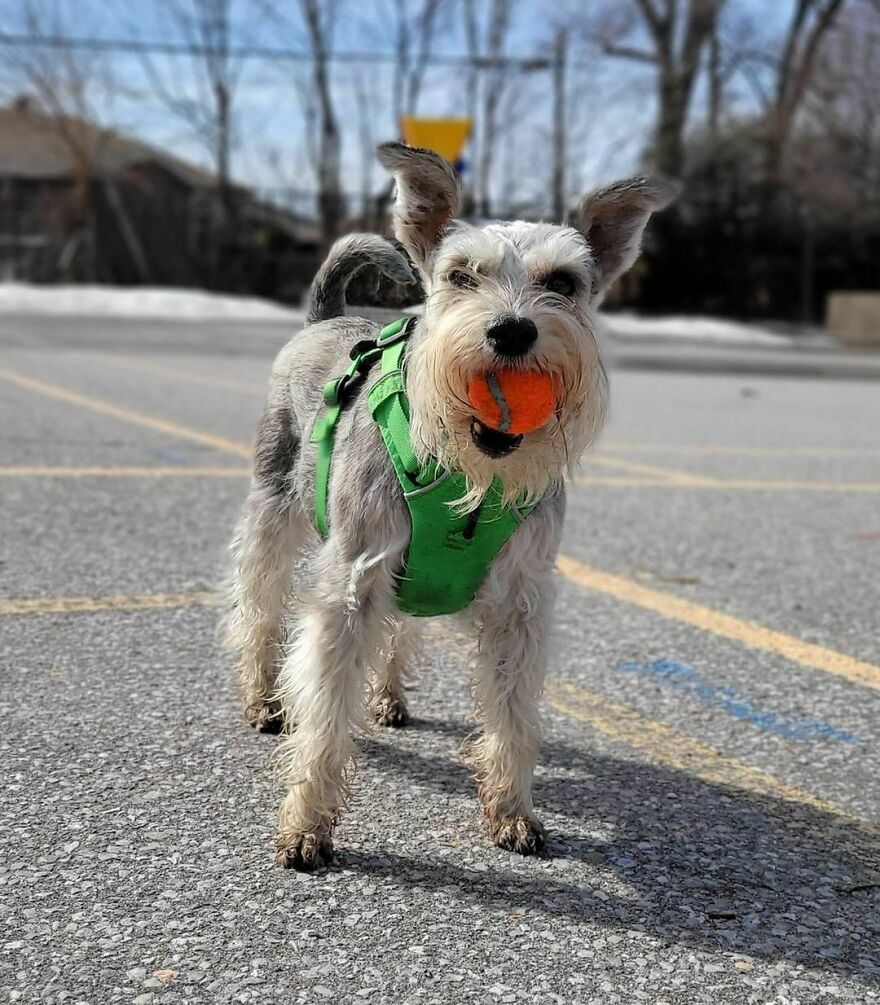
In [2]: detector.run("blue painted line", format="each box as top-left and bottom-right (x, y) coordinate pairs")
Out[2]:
(147, 448), (190, 466)
(616, 659), (862, 743)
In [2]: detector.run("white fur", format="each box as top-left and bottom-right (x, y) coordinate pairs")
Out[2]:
(407, 220), (608, 512)
(223, 142), (673, 869)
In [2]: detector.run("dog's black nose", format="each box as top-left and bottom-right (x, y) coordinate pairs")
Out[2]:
(486, 315), (538, 358)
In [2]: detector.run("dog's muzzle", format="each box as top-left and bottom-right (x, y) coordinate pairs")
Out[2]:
(470, 418), (523, 458)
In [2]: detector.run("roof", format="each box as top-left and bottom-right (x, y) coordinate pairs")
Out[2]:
(0, 100), (216, 188)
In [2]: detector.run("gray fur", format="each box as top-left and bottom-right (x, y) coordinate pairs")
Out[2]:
(376, 142), (460, 276)
(306, 233), (415, 324)
(225, 141), (675, 871)
(252, 406), (299, 496)
(575, 175), (680, 295)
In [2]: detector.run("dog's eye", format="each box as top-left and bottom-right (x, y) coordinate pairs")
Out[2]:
(541, 271), (577, 298)
(447, 269), (479, 291)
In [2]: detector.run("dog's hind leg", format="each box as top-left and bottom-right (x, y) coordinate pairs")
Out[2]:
(370, 617), (419, 727)
(274, 544), (399, 870)
(224, 406), (306, 734)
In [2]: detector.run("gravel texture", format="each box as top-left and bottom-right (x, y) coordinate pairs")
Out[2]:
(1, 313), (879, 1004)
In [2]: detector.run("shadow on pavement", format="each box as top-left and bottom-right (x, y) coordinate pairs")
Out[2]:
(351, 721), (880, 984)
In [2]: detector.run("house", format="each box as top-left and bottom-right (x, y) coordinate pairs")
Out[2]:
(0, 98), (320, 296)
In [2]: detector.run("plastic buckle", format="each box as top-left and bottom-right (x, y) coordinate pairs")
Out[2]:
(349, 338), (377, 361)
(323, 375), (350, 406)
(379, 315), (415, 344)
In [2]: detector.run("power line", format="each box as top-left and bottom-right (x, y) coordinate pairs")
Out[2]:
(0, 32), (558, 71)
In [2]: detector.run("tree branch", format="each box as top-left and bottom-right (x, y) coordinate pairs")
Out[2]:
(600, 41), (658, 63)
(635, 0), (664, 37)
(783, 0), (846, 120)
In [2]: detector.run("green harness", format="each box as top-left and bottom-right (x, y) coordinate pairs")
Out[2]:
(310, 317), (540, 617)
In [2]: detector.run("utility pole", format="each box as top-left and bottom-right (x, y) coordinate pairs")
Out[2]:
(551, 28), (567, 222)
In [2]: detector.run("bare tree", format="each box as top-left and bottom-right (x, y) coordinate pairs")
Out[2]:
(595, 0), (726, 177)
(764, 0), (848, 179)
(796, 0), (880, 215)
(390, 0), (446, 126)
(477, 0), (516, 216)
(299, 0), (343, 242)
(127, 0), (243, 221)
(2, 1), (123, 280)
(353, 70), (377, 222)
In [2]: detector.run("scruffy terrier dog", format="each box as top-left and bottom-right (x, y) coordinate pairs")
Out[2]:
(225, 142), (674, 870)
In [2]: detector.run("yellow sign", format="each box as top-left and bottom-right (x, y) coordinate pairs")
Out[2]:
(400, 117), (472, 165)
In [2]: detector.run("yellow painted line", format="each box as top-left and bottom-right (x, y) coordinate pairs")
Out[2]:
(602, 442), (880, 457)
(106, 356), (266, 394)
(426, 620), (878, 836)
(578, 476), (668, 487)
(0, 466), (251, 478)
(576, 475), (880, 492)
(0, 590), (218, 617)
(556, 553), (880, 692)
(547, 681), (877, 835)
(0, 366), (252, 459)
(584, 454), (719, 486)
(701, 478), (880, 493)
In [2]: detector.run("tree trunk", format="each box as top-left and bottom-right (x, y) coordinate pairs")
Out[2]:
(551, 29), (567, 221)
(477, 0), (512, 217)
(655, 64), (687, 177)
(301, 0), (343, 243)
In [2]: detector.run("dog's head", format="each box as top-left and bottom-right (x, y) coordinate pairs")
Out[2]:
(377, 142), (676, 508)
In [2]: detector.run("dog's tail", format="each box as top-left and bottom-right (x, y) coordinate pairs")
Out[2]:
(306, 233), (416, 325)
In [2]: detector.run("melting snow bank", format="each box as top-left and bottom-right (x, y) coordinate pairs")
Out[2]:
(0, 284), (803, 347)
(0, 283), (303, 322)
(600, 311), (796, 347)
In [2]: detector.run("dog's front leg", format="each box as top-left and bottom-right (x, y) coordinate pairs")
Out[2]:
(273, 545), (398, 870)
(469, 503), (562, 857)
(470, 596), (550, 856)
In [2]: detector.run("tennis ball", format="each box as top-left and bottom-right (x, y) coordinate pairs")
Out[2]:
(467, 368), (558, 436)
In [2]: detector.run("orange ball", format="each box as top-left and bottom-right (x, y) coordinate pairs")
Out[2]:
(467, 368), (558, 435)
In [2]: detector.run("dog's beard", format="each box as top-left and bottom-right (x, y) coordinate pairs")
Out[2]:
(405, 300), (608, 513)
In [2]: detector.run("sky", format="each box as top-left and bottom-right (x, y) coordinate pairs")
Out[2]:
(0, 0), (798, 214)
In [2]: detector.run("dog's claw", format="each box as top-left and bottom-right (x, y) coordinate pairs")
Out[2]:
(490, 814), (549, 857)
(245, 702), (284, 734)
(370, 695), (411, 728)
(275, 828), (334, 871)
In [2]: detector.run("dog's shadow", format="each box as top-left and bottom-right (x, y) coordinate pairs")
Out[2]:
(345, 718), (880, 982)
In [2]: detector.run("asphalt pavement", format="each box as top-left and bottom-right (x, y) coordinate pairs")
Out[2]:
(1, 312), (879, 1005)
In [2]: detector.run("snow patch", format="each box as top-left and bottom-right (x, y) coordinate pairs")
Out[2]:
(600, 311), (794, 347)
(0, 283), (798, 348)
(0, 283), (303, 322)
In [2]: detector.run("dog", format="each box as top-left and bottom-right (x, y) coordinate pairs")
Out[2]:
(224, 142), (675, 870)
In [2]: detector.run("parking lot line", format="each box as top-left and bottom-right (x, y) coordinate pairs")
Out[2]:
(0, 366), (252, 458)
(0, 466), (251, 477)
(601, 442), (880, 457)
(105, 356), (266, 394)
(7, 585), (875, 836)
(557, 554), (880, 692)
(547, 681), (877, 835)
(584, 454), (720, 485)
(576, 475), (880, 492)
(0, 590), (217, 617)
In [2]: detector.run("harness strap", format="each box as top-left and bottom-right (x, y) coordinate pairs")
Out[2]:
(312, 315), (544, 616)
(311, 316), (414, 538)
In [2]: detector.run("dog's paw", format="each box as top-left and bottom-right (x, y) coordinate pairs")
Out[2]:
(275, 828), (334, 871)
(489, 814), (548, 858)
(370, 694), (411, 728)
(245, 701), (284, 735)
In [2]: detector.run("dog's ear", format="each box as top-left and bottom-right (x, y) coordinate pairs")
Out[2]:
(574, 176), (679, 295)
(377, 142), (460, 274)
